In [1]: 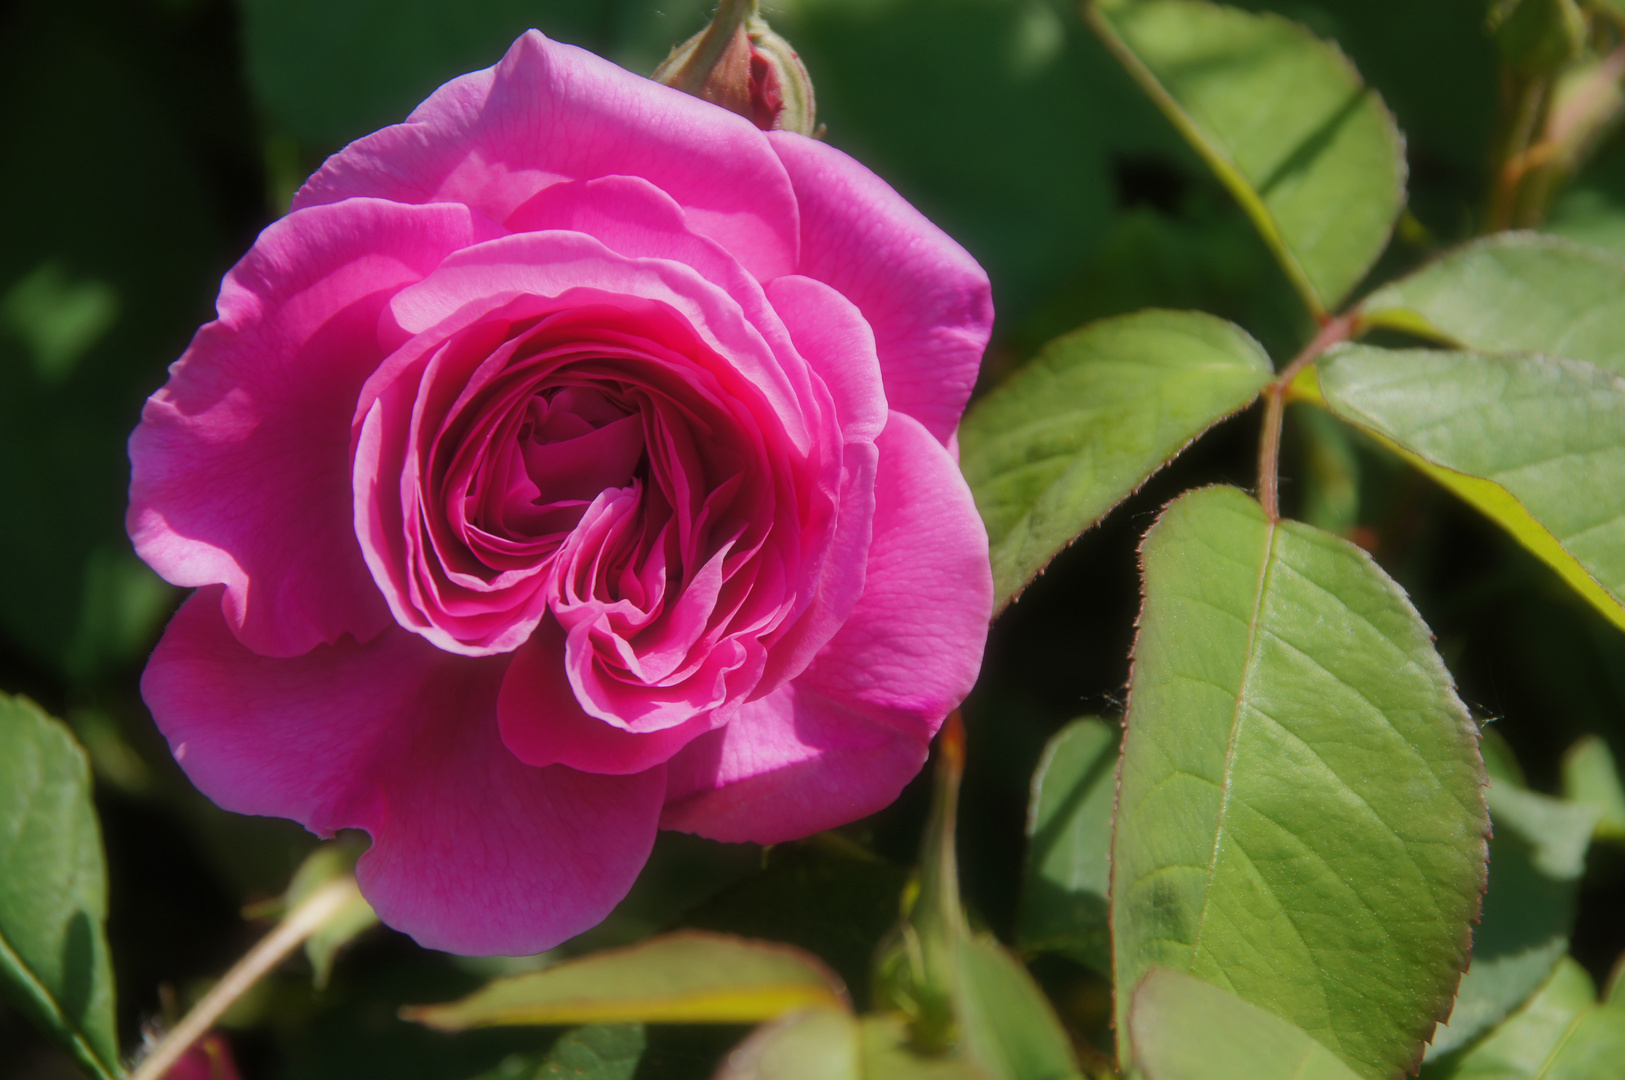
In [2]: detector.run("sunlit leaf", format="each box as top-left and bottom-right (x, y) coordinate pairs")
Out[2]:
(404, 932), (847, 1030)
(1017, 718), (1118, 974)
(1561, 736), (1625, 843)
(714, 1009), (859, 1080)
(1086, 0), (1406, 313)
(1425, 958), (1625, 1080)
(0, 693), (120, 1080)
(959, 310), (1272, 611)
(1112, 486), (1488, 1079)
(1128, 969), (1364, 1080)
(1427, 781), (1599, 1057)
(1308, 345), (1625, 634)
(1360, 234), (1625, 375)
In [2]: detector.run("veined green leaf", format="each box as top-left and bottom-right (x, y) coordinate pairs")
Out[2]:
(1112, 486), (1488, 1079)
(1561, 736), (1625, 843)
(1017, 718), (1118, 974)
(1129, 969), (1364, 1080)
(1426, 958), (1625, 1080)
(0, 693), (120, 1080)
(1086, 0), (1406, 314)
(1427, 782), (1599, 1058)
(404, 932), (847, 1030)
(1310, 345), (1625, 634)
(959, 310), (1272, 611)
(1360, 234), (1625, 375)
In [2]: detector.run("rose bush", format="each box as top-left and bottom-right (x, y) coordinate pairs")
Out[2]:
(129, 30), (993, 956)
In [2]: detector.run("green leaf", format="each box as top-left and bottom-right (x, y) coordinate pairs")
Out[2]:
(959, 310), (1272, 611)
(1086, 0), (1407, 314)
(470, 1025), (646, 1080)
(715, 1011), (995, 1080)
(680, 842), (909, 1011)
(1112, 486), (1488, 1079)
(404, 932), (848, 1030)
(1360, 234), (1625, 376)
(1309, 344), (1625, 634)
(1017, 718), (1118, 974)
(1426, 958), (1625, 1080)
(715, 1009), (860, 1080)
(1128, 969), (1365, 1080)
(1427, 781), (1600, 1057)
(1561, 736), (1625, 843)
(0, 693), (120, 1080)
(953, 936), (1081, 1080)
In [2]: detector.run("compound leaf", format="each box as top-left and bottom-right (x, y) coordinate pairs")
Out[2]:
(1112, 486), (1488, 1079)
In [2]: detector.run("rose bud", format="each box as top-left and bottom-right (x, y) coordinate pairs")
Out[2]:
(653, 0), (817, 135)
(131, 30), (992, 957)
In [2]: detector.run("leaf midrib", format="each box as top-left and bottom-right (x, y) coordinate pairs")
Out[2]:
(1186, 515), (1278, 965)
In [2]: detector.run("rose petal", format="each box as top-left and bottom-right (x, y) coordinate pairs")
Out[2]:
(128, 199), (477, 656)
(767, 132), (994, 445)
(142, 589), (665, 956)
(499, 619), (720, 775)
(296, 31), (800, 281)
(662, 411), (993, 842)
(659, 680), (928, 845)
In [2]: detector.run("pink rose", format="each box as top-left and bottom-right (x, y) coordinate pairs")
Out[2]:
(130, 31), (993, 955)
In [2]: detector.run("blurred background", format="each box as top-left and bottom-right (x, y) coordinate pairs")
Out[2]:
(2, 0), (1623, 1076)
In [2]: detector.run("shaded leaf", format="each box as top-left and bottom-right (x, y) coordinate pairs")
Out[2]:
(1112, 486), (1488, 1079)
(680, 842), (908, 1011)
(1310, 345), (1625, 634)
(953, 935), (1080, 1080)
(1360, 234), (1625, 375)
(1086, 0), (1406, 313)
(468, 1025), (645, 1080)
(1427, 781), (1599, 1057)
(404, 933), (847, 1030)
(0, 693), (120, 1080)
(959, 310), (1272, 611)
(1017, 718), (1118, 974)
(1128, 969), (1364, 1080)
(1424, 958), (1621, 1080)
(1561, 736), (1625, 843)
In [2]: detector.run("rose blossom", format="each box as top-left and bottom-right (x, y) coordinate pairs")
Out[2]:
(130, 30), (993, 955)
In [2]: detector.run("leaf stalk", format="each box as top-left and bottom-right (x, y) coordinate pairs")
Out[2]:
(1258, 312), (1359, 521)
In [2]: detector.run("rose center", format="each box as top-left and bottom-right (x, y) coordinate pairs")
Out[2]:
(471, 385), (647, 545)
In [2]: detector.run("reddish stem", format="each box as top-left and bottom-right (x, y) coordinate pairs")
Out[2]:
(1257, 312), (1359, 521)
